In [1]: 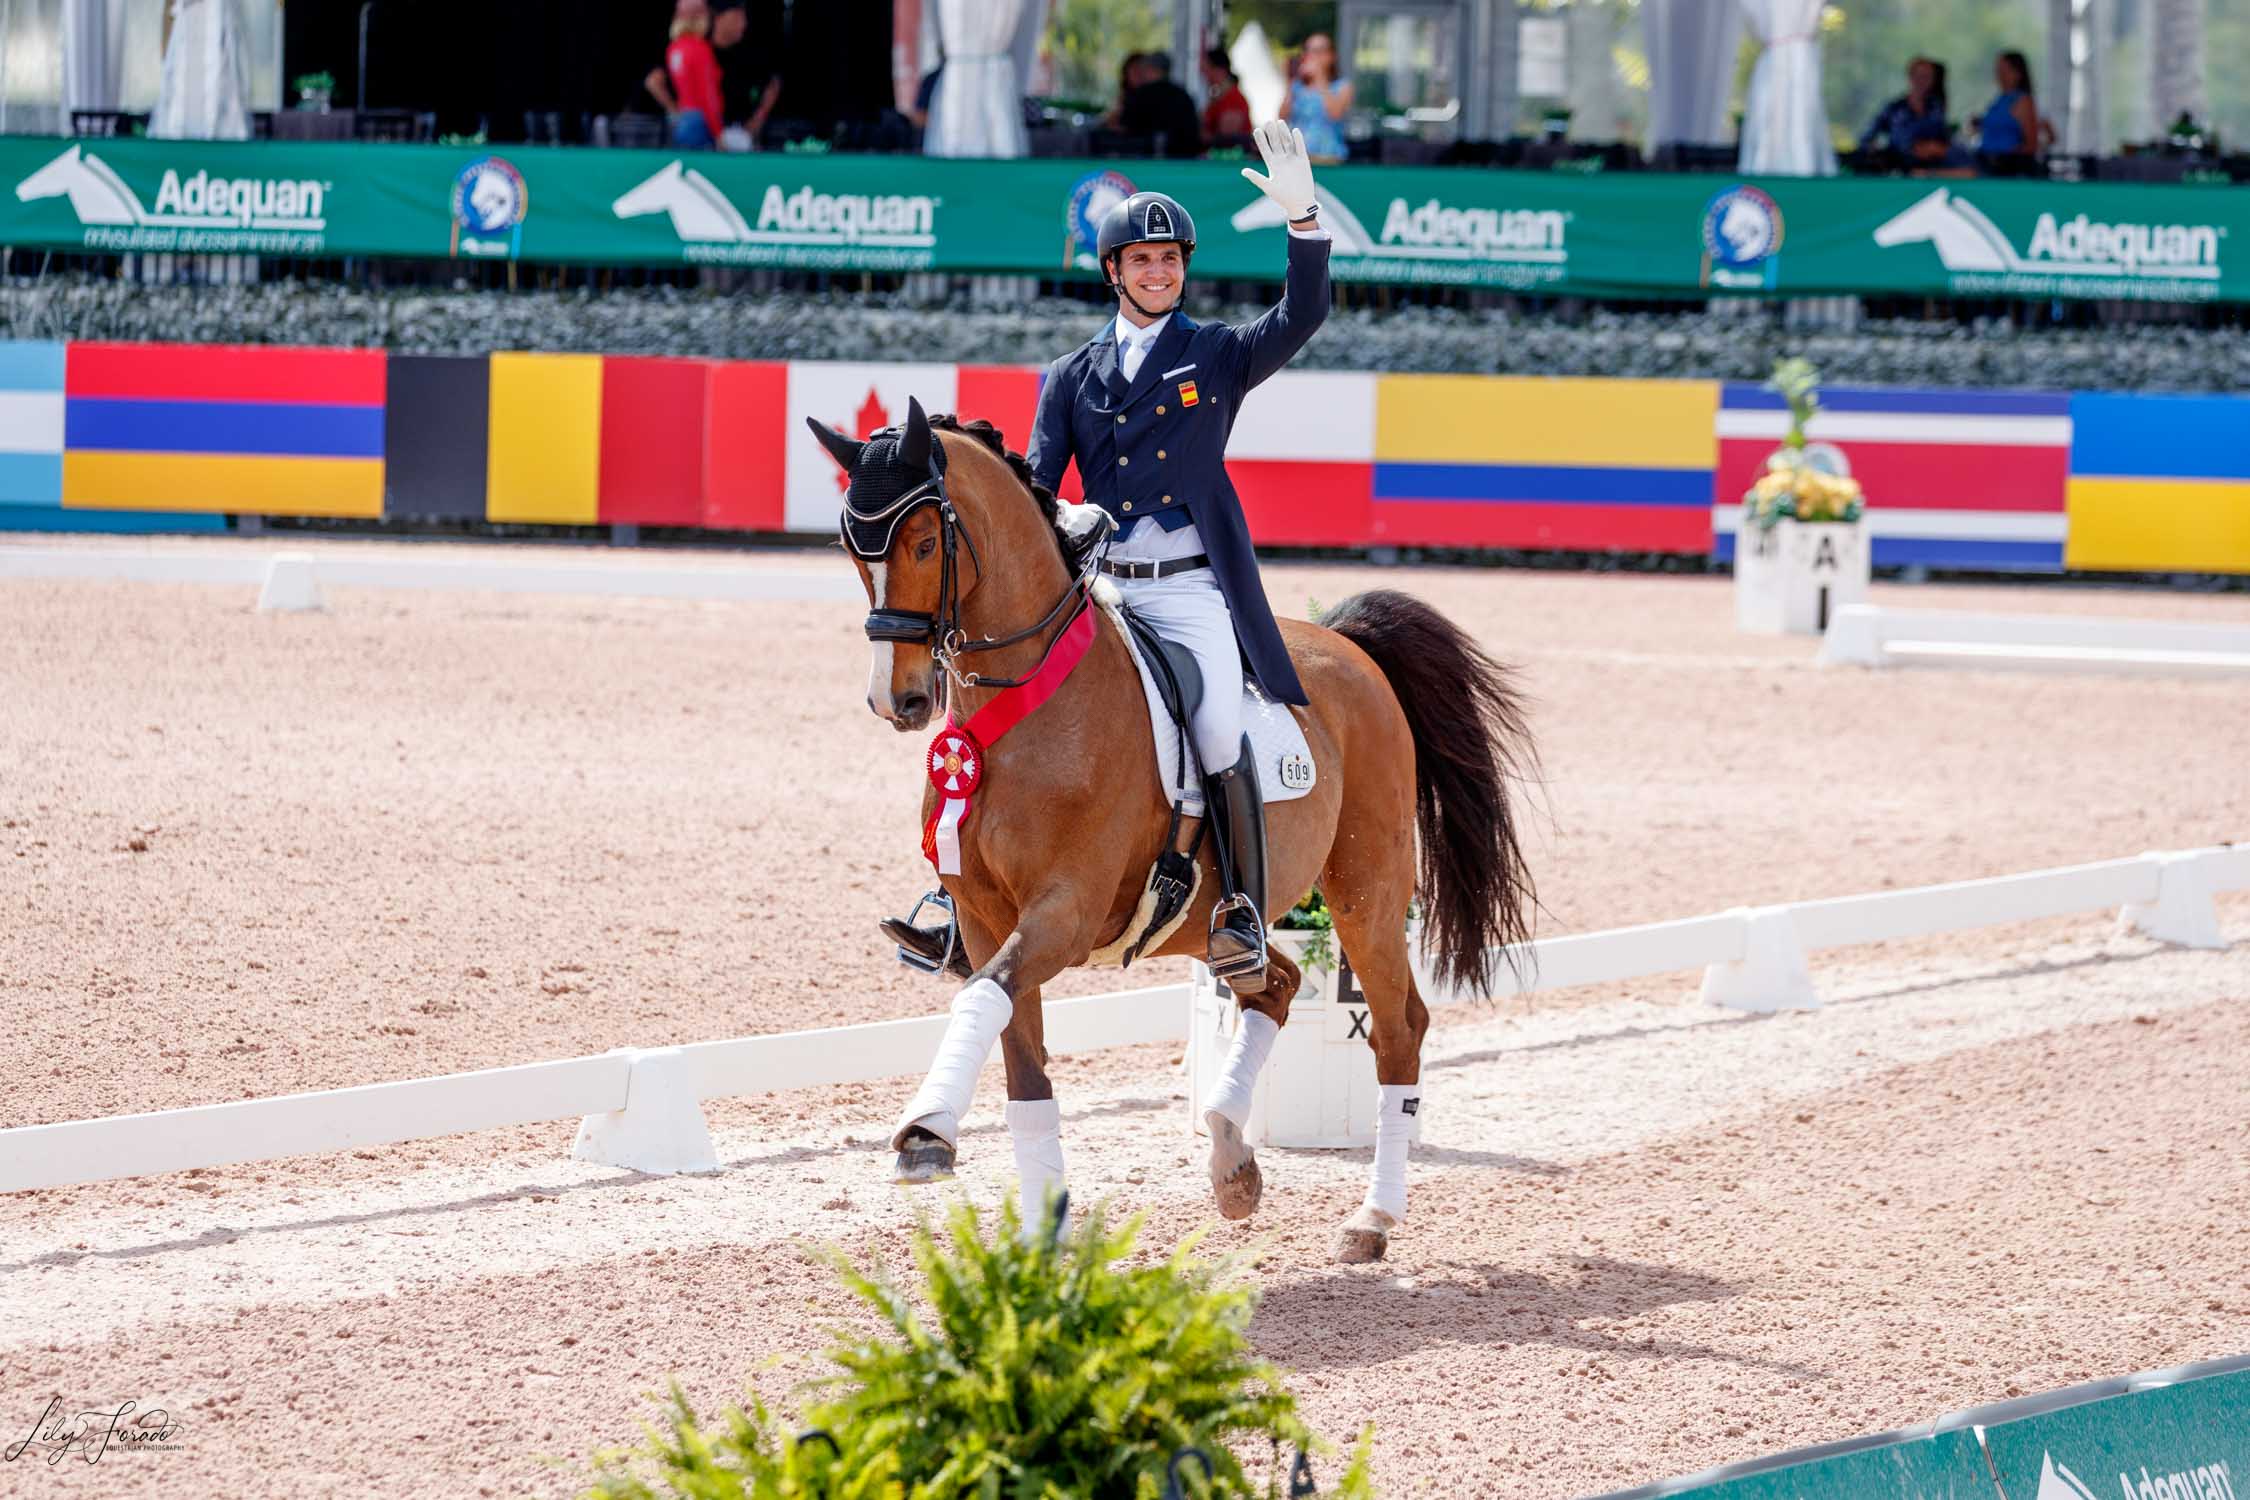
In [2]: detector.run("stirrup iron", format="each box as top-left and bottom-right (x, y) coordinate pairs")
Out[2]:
(890, 889), (959, 976)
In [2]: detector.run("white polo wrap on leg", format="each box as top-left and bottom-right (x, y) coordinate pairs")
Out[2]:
(1004, 1097), (1066, 1228)
(891, 977), (1012, 1149)
(1364, 1083), (1421, 1220)
(1200, 1008), (1279, 1129)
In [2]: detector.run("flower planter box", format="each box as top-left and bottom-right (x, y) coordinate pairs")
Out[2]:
(1734, 516), (1870, 636)
(1186, 928), (1419, 1150)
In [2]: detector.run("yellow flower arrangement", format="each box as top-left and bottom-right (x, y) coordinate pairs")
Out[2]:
(1746, 462), (1865, 529)
(1744, 356), (1866, 531)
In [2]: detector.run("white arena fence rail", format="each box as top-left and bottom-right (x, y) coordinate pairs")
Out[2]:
(0, 545), (865, 609)
(1820, 603), (2250, 677)
(3, 847), (2242, 1195)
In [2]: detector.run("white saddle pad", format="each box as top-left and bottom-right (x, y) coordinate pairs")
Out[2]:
(1097, 594), (1317, 814)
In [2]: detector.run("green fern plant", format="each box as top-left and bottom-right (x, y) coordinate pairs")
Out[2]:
(1276, 887), (1337, 973)
(579, 1198), (1374, 1499)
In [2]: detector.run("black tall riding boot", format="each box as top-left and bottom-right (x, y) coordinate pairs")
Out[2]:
(1203, 736), (1268, 992)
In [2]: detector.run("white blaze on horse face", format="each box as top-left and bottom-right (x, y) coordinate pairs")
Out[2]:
(865, 561), (897, 718)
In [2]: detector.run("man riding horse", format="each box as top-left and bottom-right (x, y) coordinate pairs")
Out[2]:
(890, 118), (1330, 990)
(817, 120), (1535, 1261)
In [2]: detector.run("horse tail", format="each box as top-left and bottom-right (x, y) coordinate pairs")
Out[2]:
(1320, 589), (1537, 995)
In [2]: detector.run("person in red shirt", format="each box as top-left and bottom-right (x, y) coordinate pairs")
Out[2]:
(1200, 48), (1252, 145)
(663, 1), (724, 150)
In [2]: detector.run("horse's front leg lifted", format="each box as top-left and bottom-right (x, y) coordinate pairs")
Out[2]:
(889, 898), (1092, 1193)
(891, 975), (1013, 1183)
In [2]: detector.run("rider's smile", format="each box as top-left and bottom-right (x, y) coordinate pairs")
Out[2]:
(1116, 243), (1184, 318)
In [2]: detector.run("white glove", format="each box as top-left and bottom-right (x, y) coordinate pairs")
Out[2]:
(1240, 119), (1319, 223)
(1053, 500), (1115, 550)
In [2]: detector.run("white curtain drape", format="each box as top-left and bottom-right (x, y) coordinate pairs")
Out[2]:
(61, 0), (126, 117)
(149, 0), (248, 138)
(923, 0), (1028, 159)
(1641, 0), (1740, 148)
(1736, 0), (1835, 175)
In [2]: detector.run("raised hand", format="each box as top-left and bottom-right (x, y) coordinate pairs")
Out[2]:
(1240, 119), (1319, 223)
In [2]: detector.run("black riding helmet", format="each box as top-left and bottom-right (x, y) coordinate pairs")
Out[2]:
(1096, 191), (1196, 318)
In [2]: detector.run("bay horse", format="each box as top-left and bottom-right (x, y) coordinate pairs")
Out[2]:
(808, 399), (1534, 1263)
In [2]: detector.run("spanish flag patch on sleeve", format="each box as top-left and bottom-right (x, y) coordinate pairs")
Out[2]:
(1178, 380), (1198, 407)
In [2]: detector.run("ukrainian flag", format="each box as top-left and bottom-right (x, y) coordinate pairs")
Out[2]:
(2067, 393), (2250, 575)
(63, 342), (386, 518)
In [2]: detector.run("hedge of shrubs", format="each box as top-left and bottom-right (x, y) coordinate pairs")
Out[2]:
(6, 275), (2246, 392)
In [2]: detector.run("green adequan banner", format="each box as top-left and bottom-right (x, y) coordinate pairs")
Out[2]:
(1978, 1370), (2248, 1500)
(2, 134), (2243, 303)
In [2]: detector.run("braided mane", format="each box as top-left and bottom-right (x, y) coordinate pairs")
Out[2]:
(928, 413), (1065, 556)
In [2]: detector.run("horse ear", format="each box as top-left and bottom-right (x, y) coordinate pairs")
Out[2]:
(805, 418), (864, 475)
(899, 396), (931, 472)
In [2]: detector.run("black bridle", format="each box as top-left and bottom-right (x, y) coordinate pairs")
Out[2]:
(841, 443), (1104, 695)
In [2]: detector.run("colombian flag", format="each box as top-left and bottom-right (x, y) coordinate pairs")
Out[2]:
(63, 342), (386, 517)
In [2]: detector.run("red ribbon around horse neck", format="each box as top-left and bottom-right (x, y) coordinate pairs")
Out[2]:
(959, 598), (1098, 745)
(923, 599), (1098, 873)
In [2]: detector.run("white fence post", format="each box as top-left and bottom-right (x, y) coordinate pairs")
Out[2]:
(255, 556), (324, 613)
(1699, 907), (1821, 1012)
(1817, 603), (1885, 667)
(2121, 849), (2228, 951)
(571, 1048), (718, 1175)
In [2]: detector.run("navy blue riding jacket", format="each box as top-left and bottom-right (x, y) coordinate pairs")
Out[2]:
(1026, 232), (1331, 706)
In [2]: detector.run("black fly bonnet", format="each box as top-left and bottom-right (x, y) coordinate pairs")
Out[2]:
(806, 396), (1098, 694)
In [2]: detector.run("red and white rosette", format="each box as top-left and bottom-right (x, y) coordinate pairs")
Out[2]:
(921, 723), (984, 875)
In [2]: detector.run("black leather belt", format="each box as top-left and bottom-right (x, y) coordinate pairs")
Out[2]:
(1101, 553), (1210, 581)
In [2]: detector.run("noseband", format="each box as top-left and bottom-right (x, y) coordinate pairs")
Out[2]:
(841, 440), (1102, 695)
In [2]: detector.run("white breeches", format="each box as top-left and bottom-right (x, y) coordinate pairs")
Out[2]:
(1114, 567), (1244, 777)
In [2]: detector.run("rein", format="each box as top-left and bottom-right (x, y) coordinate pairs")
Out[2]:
(840, 431), (1115, 878)
(845, 465), (1108, 700)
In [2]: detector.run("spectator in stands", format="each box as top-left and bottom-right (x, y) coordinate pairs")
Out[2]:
(1281, 32), (1352, 162)
(1976, 50), (2053, 174)
(1201, 48), (1252, 144)
(1119, 51), (1202, 158)
(655, 0), (724, 150)
(711, 0), (783, 149)
(1103, 53), (1154, 129)
(1858, 56), (1947, 160)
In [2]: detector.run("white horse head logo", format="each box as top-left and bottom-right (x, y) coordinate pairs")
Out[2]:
(466, 168), (516, 228)
(14, 144), (145, 226)
(1872, 187), (2017, 272)
(612, 159), (752, 243)
(1229, 190), (1376, 253)
(2032, 1453), (2097, 1500)
(1718, 194), (1775, 260)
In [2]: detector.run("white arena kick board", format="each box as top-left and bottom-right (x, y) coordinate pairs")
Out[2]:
(1819, 605), (2250, 677)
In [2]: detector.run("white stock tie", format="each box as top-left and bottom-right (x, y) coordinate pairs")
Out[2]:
(1120, 330), (1149, 383)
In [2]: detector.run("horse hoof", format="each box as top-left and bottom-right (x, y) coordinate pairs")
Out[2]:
(893, 1128), (956, 1185)
(1205, 1110), (1262, 1221)
(1333, 1206), (1397, 1264)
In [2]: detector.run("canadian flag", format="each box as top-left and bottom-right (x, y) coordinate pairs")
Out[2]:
(784, 362), (958, 532)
